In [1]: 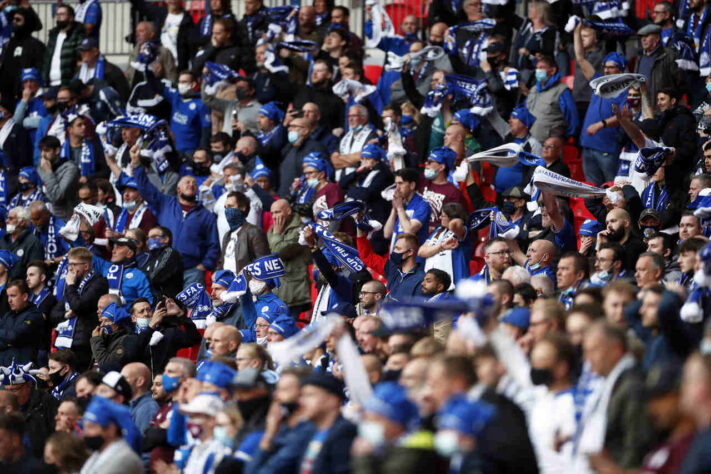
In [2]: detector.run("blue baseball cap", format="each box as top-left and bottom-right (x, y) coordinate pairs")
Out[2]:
(500, 307), (530, 331)
(101, 303), (131, 325)
(579, 219), (602, 237)
(197, 360), (237, 389)
(427, 146), (457, 170)
(363, 382), (420, 428)
(19, 167), (40, 187)
(20, 68), (41, 84)
(361, 144), (387, 161)
(436, 395), (497, 437)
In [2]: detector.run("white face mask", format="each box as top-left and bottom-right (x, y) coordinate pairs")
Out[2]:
(358, 421), (385, 447)
(434, 431), (460, 457)
(249, 279), (268, 295)
(136, 317), (150, 329)
(5, 224), (16, 234)
(257, 335), (268, 346)
(178, 83), (193, 95)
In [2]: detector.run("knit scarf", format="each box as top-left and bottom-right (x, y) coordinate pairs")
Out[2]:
(32, 286), (50, 308)
(106, 264), (125, 302)
(642, 182), (670, 212)
(35, 216), (59, 260)
(50, 371), (79, 400)
(9, 188), (42, 209)
(256, 124), (284, 147)
(55, 270), (95, 348)
(113, 202), (148, 233)
(687, 6), (710, 51)
(78, 55), (105, 83)
(60, 138), (96, 177)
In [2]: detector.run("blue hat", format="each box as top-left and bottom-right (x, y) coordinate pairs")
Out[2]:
(116, 173), (139, 192)
(437, 395), (497, 437)
(101, 303), (131, 325)
(270, 315), (300, 338)
(20, 68), (41, 84)
(510, 104), (536, 129)
(213, 269), (235, 288)
(0, 250), (17, 270)
(303, 152), (329, 172)
(39, 86), (58, 101)
(19, 167), (40, 187)
(579, 219), (602, 237)
(364, 382), (420, 428)
(361, 144), (387, 161)
(428, 146), (457, 170)
(258, 102), (285, 123)
(250, 156), (273, 181)
(603, 52), (628, 70)
(197, 360), (237, 389)
(500, 307), (530, 330)
(453, 109), (480, 132)
(83, 396), (142, 452)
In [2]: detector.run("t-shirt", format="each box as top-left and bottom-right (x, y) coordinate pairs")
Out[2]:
(300, 429), (329, 474)
(420, 180), (465, 228)
(161, 13), (184, 63)
(164, 86), (211, 154)
(50, 32), (67, 86)
(313, 183), (344, 228)
(580, 73), (628, 154)
(391, 193), (431, 250)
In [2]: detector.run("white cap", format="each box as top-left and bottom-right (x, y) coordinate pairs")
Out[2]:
(180, 394), (224, 417)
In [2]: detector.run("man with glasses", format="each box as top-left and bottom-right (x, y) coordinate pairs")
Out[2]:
(278, 117), (327, 196)
(358, 280), (386, 316)
(49, 247), (108, 370)
(471, 237), (511, 284)
(652, 2), (677, 43)
(331, 104), (378, 182)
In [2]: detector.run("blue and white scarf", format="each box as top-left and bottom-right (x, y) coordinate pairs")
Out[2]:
(55, 270), (95, 348)
(32, 285), (51, 308)
(0, 169), (6, 207)
(200, 13), (231, 38)
(176, 282), (213, 328)
(50, 371), (79, 400)
(580, 18), (635, 37)
(8, 188), (43, 209)
(642, 182), (670, 212)
(591, 0), (629, 20)
(35, 216), (60, 260)
(256, 124), (285, 147)
(78, 55), (105, 83)
(701, 29), (711, 76)
(316, 201), (365, 221)
(113, 202), (148, 234)
(678, 0), (691, 28)
(60, 138), (96, 177)
(106, 264), (125, 301)
(310, 222), (365, 273)
(687, 6), (710, 51)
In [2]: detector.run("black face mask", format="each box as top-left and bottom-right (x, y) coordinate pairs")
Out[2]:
(49, 369), (66, 387)
(56, 101), (69, 113)
(530, 367), (554, 386)
(46, 103), (58, 115)
(213, 153), (224, 163)
(236, 89), (248, 101)
(430, 40), (444, 47)
(501, 201), (515, 216)
(389, 250), (409, 266)
(180, 192), (197, 202)
(381, 369), (402, 382)
(237, 396), (270, 419)
(56, 20), (70, 30)
(19, 182), (32, 192)
(83, 435), (105, 451)
(280, 401), (299, 419)
(192, 162), (210, 176)
(41, 463), (59, 474)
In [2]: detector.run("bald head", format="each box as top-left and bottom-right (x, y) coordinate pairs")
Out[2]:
(120, 362), (152, 398)
(444, 123), (467, 150)
(212, 325), (242, 357)
(0, 391), (19, 414)
(429, 22), (448, 44)
(608, 208), (630, 223)
(236, 136), (258, 155)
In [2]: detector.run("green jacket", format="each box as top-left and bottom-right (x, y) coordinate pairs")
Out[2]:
(352, 432), (440, 474)
(41, 22), (86, 85)
(268, 214), (311, 307)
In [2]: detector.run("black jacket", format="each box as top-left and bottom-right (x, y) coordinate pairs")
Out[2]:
(141, 246), (184, 299)
(191, 41), (251, 75)
(0, 120), (33, 197)
(102, 60), (132, 103)
(658, 105), (698, 193)
(0, 302), (43, 365)
(90, 327), (136, 372)
(21, 387), (58, 459)
(49, 271), (109, 350)
(0, 23), (46, 105)
(290, 81), (345, 131)
(278, 136), (328, 196)
(128, 0), (196, 72)
(0, 229), (43, 280)
(341, 161), (394, 224)
(125, 316), (201, 375)
(300, 415), (357, 474)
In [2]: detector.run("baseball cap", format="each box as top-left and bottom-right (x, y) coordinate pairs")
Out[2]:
(302, 372), (346, 400)
(180, 394), (224, 417)
(79, 37), (99, 50)
(101, 371), (133, 401)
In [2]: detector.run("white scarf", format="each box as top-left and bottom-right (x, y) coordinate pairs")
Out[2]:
(0, 118), (14, 149)
(337, 124), (374, 180)
(424, 227), (456, 290)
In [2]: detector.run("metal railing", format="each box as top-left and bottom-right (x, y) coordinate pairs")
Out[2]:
(31, 0), (366, 64)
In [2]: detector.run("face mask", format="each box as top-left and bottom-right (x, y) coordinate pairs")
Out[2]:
(83, 435), (104, 451)
(353, 124), (364, 133)
(180, 192), (197, 202)
(136, 318), (150, 330)
(501, 201), (515, 216)
(627, 96), (641, 109)
(19, 182), (32, 192)
(213, 153), (224, 163)
(5, 224), (15, 234)
(306, 178), (320, 188)
(288, 130), (300, 144)
(178, 83), (193, 96)
(434, 431), (460, 457)
(530, 367), (554, 386)
(187, 421), (204, 438)
(701, 338), (711, 355)
(358, 420), (385, 447)
(213, 426), (233, 447)
(56, 20), (69, 30)
(591, 270), (611, 286)
(237, 397), (269, 419)
(249, 279), (268, 295)
(706, 83), (711, 95)
(381, 369), (402, 382)
(424, 168), (438, 180)
(236, 89), (248, 100)
(57, 102), (69, 113)
(148, 237), (163, 250)
(280, 401), (299, 419)
(46, 104), (58, 114)
(534, 69), (548, 83)
(225, 207), (246, 231)
(410, 58), (422, 68)
(430, 41), (444, 47)
(49, 369), (66, 387)
(205, 347), (213, 358)
(192, 162), (210, 177)
(528, 261), (541, 272)
(124, 200), (139, 212)
(102, 325), (113, 336)
(389, 250), (408, 266)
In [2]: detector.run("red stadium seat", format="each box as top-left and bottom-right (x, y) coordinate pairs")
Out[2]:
(470, 256), (485, 275)
(385, 0), (428, 34)
(364, 64), (383, 86)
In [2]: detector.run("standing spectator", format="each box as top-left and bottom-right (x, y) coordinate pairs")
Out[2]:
(0, 100), (32, 196)
(634, 24), (684, 105)
(192, 18), (252, 74)
(384, 168), (431, 250)
(267, 200), (312, 317)
(525, 55), (579, 143)
(36, 136), (80, 221)
(0, 207), (43, 280)
(125, 22), (178, 86)
(304, 155), (346, 230)
(0, 280), (43, 365)
(236, 0), (268, 48)
(25, 260), (57, 320)
(656, 87), (698, 191)
(130, 147), (220, 286)
(0, 8), (45, 106)
(278, 118), (327, 196)
(120, 362), (160, 433)
(162, 71), (211, 155)
(291, 60), (345, 132)
(11, 68), (48, 144)
(201, 76), (261, 137)
(41, 4), (86, 87)
(331, 104), (378, 181)
(75, 0), (102, 39)
(29, 201), (70, 265)
(570, 24), (603, 128)
(196, 0), (237, 47)
(221, 191), (269, 274)
(420, 147), (465, 231)
(141, 226), (184, 298)
(77, 39), (130, 103)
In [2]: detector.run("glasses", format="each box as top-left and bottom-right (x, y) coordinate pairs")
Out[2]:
(359, 291), (378, 296)
(542, 144), (557, 150)
(236, 357), (255, 363)
(255, 323), (270, 328)
(486, 250), (511, 257)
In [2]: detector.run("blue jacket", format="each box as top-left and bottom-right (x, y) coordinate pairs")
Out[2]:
(130, 391), (159, 434)
(133, 165), (220, 270)
(241, 289), (289, 330)
(384, 261), (425, 302)
(297, 416), (356, 474)
(246, 421), (317, 474)
(33, 114), (55, 164)
(93, 256), (154, 306)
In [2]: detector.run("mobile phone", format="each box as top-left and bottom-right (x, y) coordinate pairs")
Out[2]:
(291, 109), (304, 118)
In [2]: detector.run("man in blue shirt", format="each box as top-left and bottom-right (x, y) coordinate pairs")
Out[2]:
(508, 237), (557, 288)
(29, 201), (70, 265)
(383, 233), (425, 302)
(92, 237), (153, 307)
(129, 146), (220, 287)
(384, 168), (431, 251)
(120, 362), (159, 434)
(163, 71), (211, 155)
(470, 237), (511, 284)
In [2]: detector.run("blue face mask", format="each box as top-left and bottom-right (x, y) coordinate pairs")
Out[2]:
(225, 207), (246, 231)
(535, 69), (548, 83)
(288, 130), (300, 144)
(706, 83), (711, 94)
(213, 426), (234, 447)
(147, 237), (163, 250)
(424, 168), (438, 180)
(353, 124), (364, 133)
(161, 374), (180, 393)
(102, 325), (113, 336)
